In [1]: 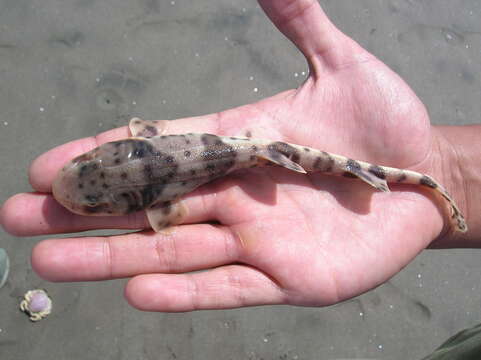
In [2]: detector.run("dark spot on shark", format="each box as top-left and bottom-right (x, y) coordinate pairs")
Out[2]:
(201, 134), (221, 145)
(346, 159), (361, 172)
(161, 201), (172, 215)
(143, 125), (158, 137)
(397, 173), (407, 182)
(129, 139), (157, 159)
(206, 164), (216, 172)
(323, 152), (334, 172)
(141, 185), (164, 207)
(120, 191), (143, 213)
(420, 175), (437, 189)
(268, 142), (300, 163)
(78, 164), (93, 178)
(368, 165), (386, 179)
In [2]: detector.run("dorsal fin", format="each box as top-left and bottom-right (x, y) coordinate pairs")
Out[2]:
(129, 117), (166, 138)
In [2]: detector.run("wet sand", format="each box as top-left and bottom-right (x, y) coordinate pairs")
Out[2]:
(0, 1), (480, 359)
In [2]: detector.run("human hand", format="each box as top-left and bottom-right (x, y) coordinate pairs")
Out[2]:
(0, 0), (458, 311)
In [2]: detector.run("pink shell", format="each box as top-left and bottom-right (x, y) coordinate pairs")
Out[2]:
(28, 291), (50, 312)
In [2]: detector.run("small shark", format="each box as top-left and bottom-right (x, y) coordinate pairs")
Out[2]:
(52, 118), (467, 233)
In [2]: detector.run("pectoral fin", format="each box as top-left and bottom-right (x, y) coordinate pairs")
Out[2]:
(146, 198), (188, 232)
(258, 151), (306, 174)
(345, 160), (390, 192)
(129, 117), (166, 138)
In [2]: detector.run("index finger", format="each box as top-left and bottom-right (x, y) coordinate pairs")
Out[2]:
(29, 114), (222, 193)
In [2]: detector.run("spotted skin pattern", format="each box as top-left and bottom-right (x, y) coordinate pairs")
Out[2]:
(52, 118), (467, 233)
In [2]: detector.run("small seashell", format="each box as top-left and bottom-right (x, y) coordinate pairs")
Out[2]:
(20, 289), (52, 322)
(29, 292), (50, 312)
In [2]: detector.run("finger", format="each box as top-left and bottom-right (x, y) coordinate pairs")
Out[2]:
(258, 0), (368, 73)
(125, 265), (286, 312)
(0, 188), (218, 236)
(1, 192), (144, 236)
(29, 114), (221, 193)
(31, 224), (241, 282)
(28, 95), (286, 193)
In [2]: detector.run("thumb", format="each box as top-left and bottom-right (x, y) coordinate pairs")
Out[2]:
(258, 0), (369, 74)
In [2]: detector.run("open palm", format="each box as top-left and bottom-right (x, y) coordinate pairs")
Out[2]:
(0, 0), (448, 311)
